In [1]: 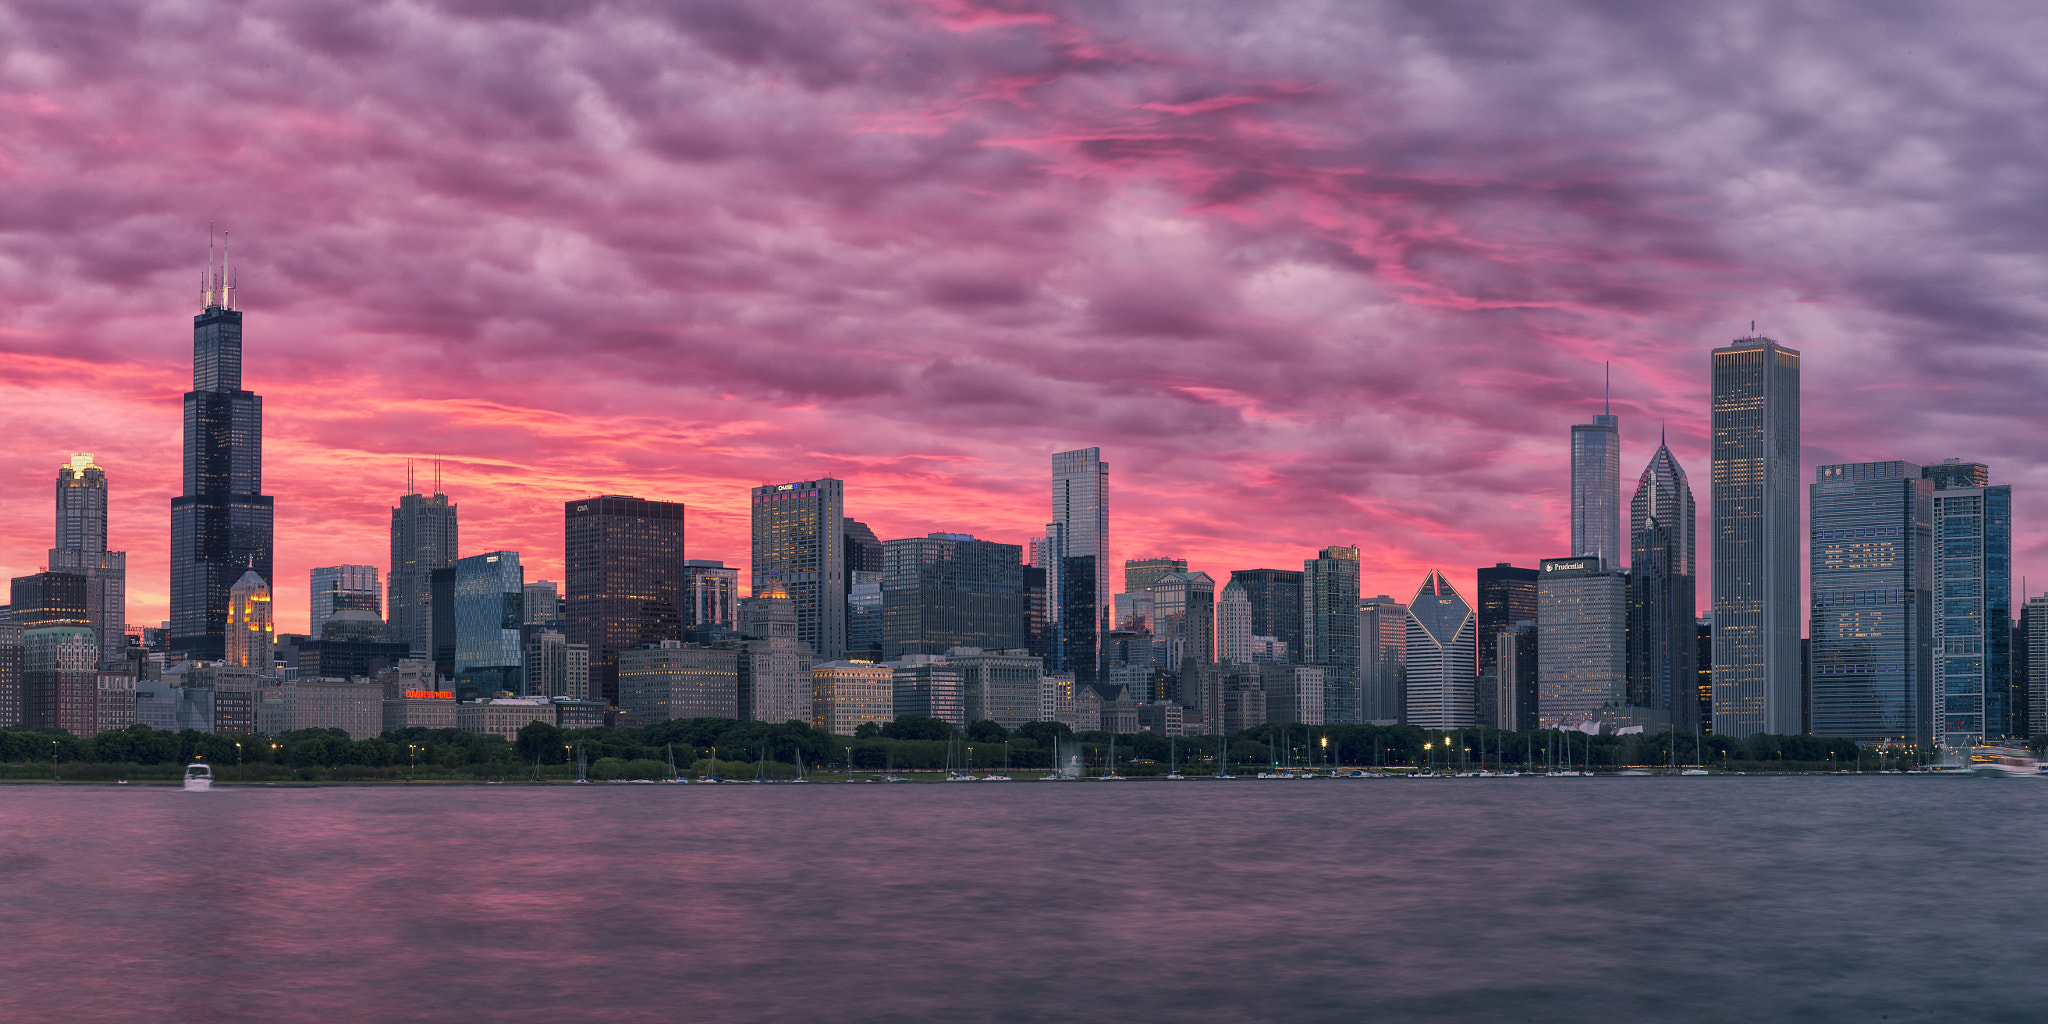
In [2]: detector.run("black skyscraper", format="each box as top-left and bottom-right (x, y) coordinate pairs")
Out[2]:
(565, 494), (688, 706)
(1475, 563), (1538, 726)
(1229, 568), (1305, 662)
(169, 245), (273, 661)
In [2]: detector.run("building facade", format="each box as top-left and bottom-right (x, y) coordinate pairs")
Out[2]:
(737, 590), (815, 724)
(1404, 572), (1475, 729)
(1926, 464), (2013, 747)
(1495, 621), (1539, 731)
(880, 534), (1025, 657)
(1047, 448), (1109, 684)
(1303, 546), (1362, 724)
(682, 560), (739, 635)
(566, 494), (690, 705)
(225, 571), (273, 671)
(169, 262), (273, 663)
(1571, 406), (1622, 566)
(751, 480), (844, 663)
(50, 454), (125, 666)
(811, 660), (895, 734)
(619, 641), (739, 723)
(1359, 595), (1408, 723)
(1151, 571), (1216, 669)
(310, 564), (380, 638)
(388, 483), (458, 659)
(1537, 556), (1629, 727)
(1627, 441), (1700, 732)
(452, 551), (525, 702)
(1217, 580), (1253, 665)
(1808, 461), (1933, 746)
(1475, 563), (1538, 728)
(944, 647), (1043, 728)
(523, 631), (591, 700)
(891, 656), (965, 727)
(1710, 333), (1802, 738)
(1228, 569), (1306, 663)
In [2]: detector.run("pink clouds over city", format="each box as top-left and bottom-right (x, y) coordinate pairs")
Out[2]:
(2, 0), (2045, 629)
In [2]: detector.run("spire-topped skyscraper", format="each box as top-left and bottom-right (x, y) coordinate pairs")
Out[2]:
(1570, 366), (1622, 567)
(169, 235), (273, 661)
(48, 453), (126, 665)
(1627, 434), (1699, 731)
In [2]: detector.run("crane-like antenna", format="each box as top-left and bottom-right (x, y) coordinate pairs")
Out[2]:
(434, 457), (443, 496)
(221, 230), (232, 310)
(406, 461), (416, 496)
(1604, 361), (1610, 415)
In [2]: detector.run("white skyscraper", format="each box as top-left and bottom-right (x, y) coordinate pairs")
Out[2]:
(1217, 579), (1253, 665)
(1405, 571), (1476, 728)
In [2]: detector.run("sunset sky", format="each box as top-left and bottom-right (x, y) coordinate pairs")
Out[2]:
(3, 0), (2044, 633)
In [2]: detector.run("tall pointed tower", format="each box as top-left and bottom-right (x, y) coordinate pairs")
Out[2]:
(1627, 435), (1699, 730)
(169, 234), (274, 661)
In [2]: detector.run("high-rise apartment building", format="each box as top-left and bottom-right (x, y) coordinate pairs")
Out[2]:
(811, 660), (895, 734)
(1475, 563), (1538, 728)
(880, 534), (1025, 658)
(1808, 462), (1933, 745)
(170, 252), (273, 662)
(1627, 440), (1700, 731)
(1710, 333), (1802, 737)
(452, 551), (525, 702)
(23, 624), (97, 736)
(1405, 572), (1475, 728)
(1537, 556), (1628, 726)
(1925, 462), (2013, 746)
(49, 454), (125, 666)
(567, 494), (689, 705)
(225, 571), (273, 671)
(1229, 569), (1306, 663)
(388, 474), (458, 659)
(310, 564), (380, 638)
(1359, 595), (1407, 723)
(1494, 621), (1539, 731)
(1048, 448), (1109, 684)
(523, 630), (590, 699)
(0, 622), (23, 727)
(1303, 546), (1362, 724)
(1571, 400), (1622, 567)
(522, 581), (561, 627)
(2026, 593), (2048, 741)
(751, 479), (844, 663)
(1217, 579), (1253, 664)
(947, 647), (1045, 728)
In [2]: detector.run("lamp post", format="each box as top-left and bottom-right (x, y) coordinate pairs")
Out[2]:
(1321, 734), (1329, 772)
(1423, 741), (1432, 773)
(236, 741), (243, 782)
(52, 740), (59, 783)
(845, 746), (852, 781)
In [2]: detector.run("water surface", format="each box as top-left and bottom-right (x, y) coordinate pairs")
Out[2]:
(2, 776), (2041, 1022)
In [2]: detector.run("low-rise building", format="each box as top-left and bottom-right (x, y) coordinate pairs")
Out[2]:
(811, 660), (894, 735)
(456, 698), (555, 740)
(1135, 702), (1185, 736)
(946, 647), (1043, 727)
(382, 692), (456, 733)
(1258, 663), (1326, 725)
(95, 668), (137, 736)
(258, 678), (383, 739)
(891, 655), (964, 727)
(619, 641), (738, 723)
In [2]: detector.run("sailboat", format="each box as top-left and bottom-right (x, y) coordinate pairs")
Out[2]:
(664, 743), (686, 783)
(945, 735), (977, 781)
(882, 747), (909, 783)
(706, 745), (723, 784)
(1101, 734), (1126, 780)
(1165, 735), (1185, 780)
(790, 748), (809, 783)
(1214, 734), (1236, 779)
(983, 741), (1013, 782)
(574, 746), (589, 784)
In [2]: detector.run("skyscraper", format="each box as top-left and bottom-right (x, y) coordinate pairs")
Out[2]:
(1303, 546), (1362, 724)
(310, 564), (380, 638)
(1405, 571), (1475, 729)
(1048, 448), (1109, 684)
(1710, 332), (1802, 737)
(225, 571), (273, 671)
(1124, 557), (1187, 594)
(169, 245), (272, 662)
(453, 550), (525, 702)
(1151, 571), (1216, 670)
(1475, 563), (1538, 727)
(566, 494), (690, 705)
(1925, 462), (2013, 746)
(681, 560), (739, 635)
(1230, 568), (1306, 663)
(1808, 462), (1932, 746)
(880, 533), (1025, 658)
(1627, 440), (1699, 732)
(48, 454), (125, 665)
(2026, 592), (2048, 741)
(751, 479), (845, 663)
(1537, 556), (1627, 726)
(1359, 595), (1408, 723)
(1217, 579), (1253, 664)
(388, 469), (458, 660)
(1571, 393), (1622, 567)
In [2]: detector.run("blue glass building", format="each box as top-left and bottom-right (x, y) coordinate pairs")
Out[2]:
(1924, 462), (2013, 747)
(1808, 462), (1933, 746)
(453, 550), (524, 701)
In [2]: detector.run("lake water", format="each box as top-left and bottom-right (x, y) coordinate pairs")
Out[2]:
(2, 776), (2042, 1023)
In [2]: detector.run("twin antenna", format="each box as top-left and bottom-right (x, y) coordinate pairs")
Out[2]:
(201, 222), (237, 311)
(405, 459), (446, 496)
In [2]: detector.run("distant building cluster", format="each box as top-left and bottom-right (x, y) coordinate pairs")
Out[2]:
(0, 269), (2035, 753)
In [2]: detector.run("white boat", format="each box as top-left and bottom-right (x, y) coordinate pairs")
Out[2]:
(1967, 747), (2044, 778)
(1680, 768), (1710, 776)
(945, 772), (978, 782)
(1099, 772), (1127, 781)
(1165, 771), (1187, 780)
(183, 763), (213, 791)
(981, 773), (1012, 782)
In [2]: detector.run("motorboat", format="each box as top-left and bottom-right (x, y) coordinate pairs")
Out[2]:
(981, 773), (1012, 782)
(1967, 747), (2044, 778)
(1680, 768), (1711, 776)
(945, 772), (978, 782)
(182, 763), (213, 791)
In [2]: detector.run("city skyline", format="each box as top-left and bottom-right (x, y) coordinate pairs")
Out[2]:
(3, 4), (2045, 636)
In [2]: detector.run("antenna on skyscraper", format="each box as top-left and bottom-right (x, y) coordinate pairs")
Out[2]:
(204, 222), (217, 309)
(434, 457), (442, 495)
(406, 461), (416, 496)
(1604, 362), (1610, 415)
(221, 230), (233, 310)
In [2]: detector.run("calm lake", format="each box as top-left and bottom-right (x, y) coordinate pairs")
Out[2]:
(2, 776), (2041, 1023)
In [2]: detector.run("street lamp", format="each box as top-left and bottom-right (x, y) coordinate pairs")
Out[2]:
(236, 741), (243, 782)
(845, 746), (852, 781)
(1423, 741), (1432, 773)
(52, 740), (58, 783)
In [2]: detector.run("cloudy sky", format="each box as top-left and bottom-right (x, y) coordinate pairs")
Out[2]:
(2, 0), (2044, 631)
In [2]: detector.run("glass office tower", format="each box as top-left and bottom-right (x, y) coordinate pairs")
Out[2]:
(1476, 563), (1538, 728)
(389, 475), (458, 659)
(751, 480), (844, 663)
(879, 533), (1025, 658)
(453, 551), (525, 701)
(169, 253), (273, 661)
(1048, 449), (1109, 684)
(1229, 568), (1306, 663)
(568, 494), (690, 704)
(1405, 571), (1476, 728)
(1303, 546), (1362, 724)
(1627, 441), (1699, 731)
(1808, 462), (1933, 746)
(1537, 556), (1628, 726)
(1925, 462), (2012, 747)
(1571, 408), (1622, 567)
(310, 564), (380, 638)
(1710, 333), (1801, 737)
(49, 454), (126, 665)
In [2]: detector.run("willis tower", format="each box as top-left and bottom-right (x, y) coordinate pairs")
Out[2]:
(169, 236), (274, 661)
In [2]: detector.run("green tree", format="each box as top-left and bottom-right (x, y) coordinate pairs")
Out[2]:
(881, 716), (953, 741)
(966, 720), (1010, 743)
